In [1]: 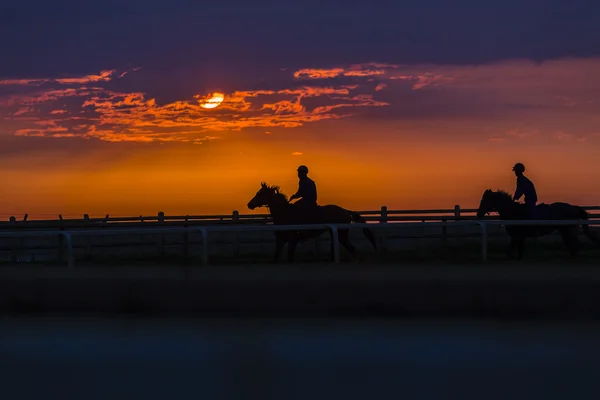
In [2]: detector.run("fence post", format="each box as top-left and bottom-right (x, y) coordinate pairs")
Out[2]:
(454, 205), (461, 221)
(183, 216), (189, 258)
(58, 215), (64, 263)
(478, 222), (488, 263)
(378, 206), (388, 252)
(380, 206), (388, 223)
(441, 219), (447, 242)
(19, 215), (28, 262)
(232, 210), (240, 255)
(197, 228), (208, 266)
(327, 225), (340, 263)
(9, 216), (16, 262)
(157, 212), (165, 257)
(82, 214), (92, 257)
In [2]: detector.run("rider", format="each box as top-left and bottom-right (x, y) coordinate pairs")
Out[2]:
(289, 165), (318, 216)
(512, 162), (538, 219)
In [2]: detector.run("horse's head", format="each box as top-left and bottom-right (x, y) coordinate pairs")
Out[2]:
(476, 189), (494, 218)
(247, 182), (285, 210)
(476, 189), (513, 218)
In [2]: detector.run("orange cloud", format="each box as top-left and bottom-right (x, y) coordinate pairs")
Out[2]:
(0, 69), (123, 87)
(291, 63), (456, 92)
(293, 68), (345, 79)
(54, 69), (116, 84)
(2, 68), (390, 143)
(293, 63), (395, 80)
(505, 128), (539, 139)
(291, 151), (303, 156)
(389, 73), (454, 90)
(261, 99), (305, 114)
(312, 94), (388, 114)
(553, 131), (587, 142)
(6, 57), (600, 145)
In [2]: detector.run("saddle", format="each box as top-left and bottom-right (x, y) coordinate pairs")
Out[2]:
(292, 203), (321, 223)
(535, 203), (550, 219)
(515, 202), (547, 219)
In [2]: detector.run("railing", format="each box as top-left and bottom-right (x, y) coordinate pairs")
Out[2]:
(0, 230), (74, 268)
(2, 205), (600, 228)
(4, 219), (600, 268)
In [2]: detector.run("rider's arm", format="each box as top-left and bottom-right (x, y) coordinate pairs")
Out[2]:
(290, 180), (307, 200)
(290, 186), (302, 200)
(513, 181), (523, 201)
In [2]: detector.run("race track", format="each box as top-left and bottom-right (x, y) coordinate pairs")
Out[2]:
(1, 261), (600, 319)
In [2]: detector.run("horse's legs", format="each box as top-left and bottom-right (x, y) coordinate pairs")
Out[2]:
(273, 233), (285, 262)
(559, 227), (580, 257)
(338, 229), (357, 260)
(287, 236), (298, 262)
(328, 229), (335, 261)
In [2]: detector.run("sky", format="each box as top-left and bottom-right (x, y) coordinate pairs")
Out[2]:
(1, 0), (600, 218)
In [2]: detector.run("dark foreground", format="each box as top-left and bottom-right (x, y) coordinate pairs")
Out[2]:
(2, 261), (600, 319)
(1, 317), (600, 399)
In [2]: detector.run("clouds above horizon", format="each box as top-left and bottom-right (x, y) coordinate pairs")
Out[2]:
(1, 57), (600, 144)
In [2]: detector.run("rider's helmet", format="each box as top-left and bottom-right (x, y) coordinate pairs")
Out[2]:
(297, 165), (309, 174)
(512, 162), (525, 173)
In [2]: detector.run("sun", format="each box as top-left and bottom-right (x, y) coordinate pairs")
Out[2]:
(200, 92), (225, 109)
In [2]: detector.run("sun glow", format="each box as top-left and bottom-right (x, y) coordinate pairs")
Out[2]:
(199, 92), (225, 109)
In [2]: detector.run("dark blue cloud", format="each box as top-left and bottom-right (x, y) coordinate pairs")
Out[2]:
(1, 0), (599, 80)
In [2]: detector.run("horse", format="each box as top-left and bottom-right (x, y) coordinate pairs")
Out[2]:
(476, 189), (600, 259)
(247, 182), (377, 262)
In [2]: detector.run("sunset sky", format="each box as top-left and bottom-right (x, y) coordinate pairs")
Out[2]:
(1, 0), (600, 218)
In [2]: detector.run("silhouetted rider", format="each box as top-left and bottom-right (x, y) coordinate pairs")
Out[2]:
(289, 165), (318, 215)
(512, 162), (538, 219)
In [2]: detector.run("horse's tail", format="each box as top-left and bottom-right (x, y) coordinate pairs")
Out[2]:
(351, 212), (377, 250)
(577, 206), (600, 244)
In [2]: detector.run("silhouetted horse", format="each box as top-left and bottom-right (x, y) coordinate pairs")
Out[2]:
(247, 182), (377, 262)
(477, 189), (599, 259)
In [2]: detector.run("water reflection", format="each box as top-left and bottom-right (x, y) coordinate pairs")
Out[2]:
(1, 318), (599, 399)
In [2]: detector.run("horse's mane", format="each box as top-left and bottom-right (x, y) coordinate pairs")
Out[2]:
(497, 189), (513, 200)
(487, 188), (514, 202)
(261, 182), (288, 201)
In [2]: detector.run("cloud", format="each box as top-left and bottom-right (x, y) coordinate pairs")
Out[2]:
(291, 62), (457, 92)
(291, 151), (303, 156)
(375, 83), (387, 91)
(1, 67), (390, 142)
(293, 68), (345, 79)
(3, 57), (600, 144)
(312, 94), (389, 114)
(0, 69), (121, 87)
(390, 73), (455, 90)
(553, 131), (587, 142)
(505, 128), (539, 139)
(293, 62), (399, 80)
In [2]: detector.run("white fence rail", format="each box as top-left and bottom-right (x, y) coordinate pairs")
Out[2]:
(3, 204), (600, 225)
(3, 219), (600, 268)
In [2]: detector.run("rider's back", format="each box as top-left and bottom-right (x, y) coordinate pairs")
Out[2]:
(299, 176), (317, 204)
(517, 174), (538, 204)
